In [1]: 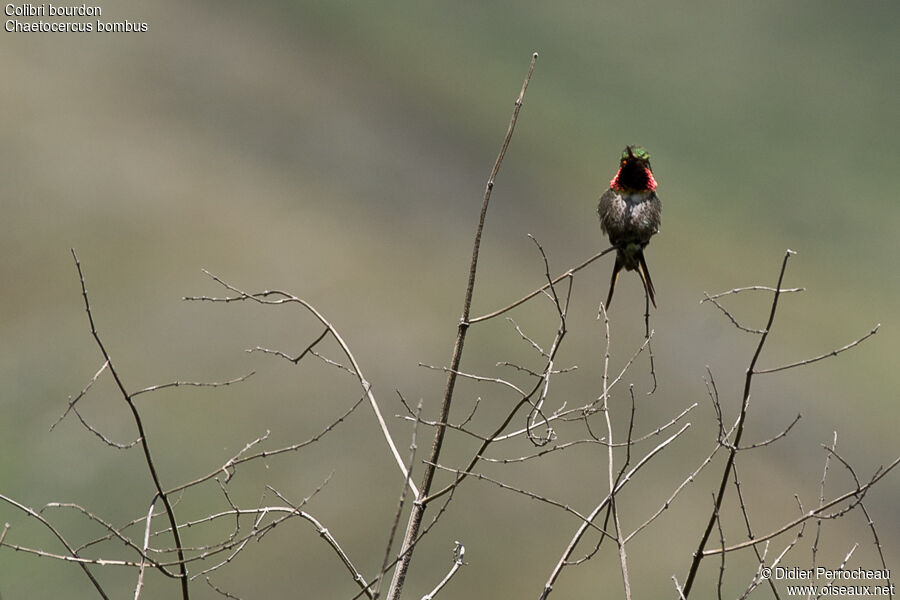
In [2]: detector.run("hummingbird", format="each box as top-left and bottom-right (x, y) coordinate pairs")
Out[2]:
(597, 146), (662, 309)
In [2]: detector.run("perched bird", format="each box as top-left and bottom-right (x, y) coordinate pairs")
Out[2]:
(597, 146), (662, 309)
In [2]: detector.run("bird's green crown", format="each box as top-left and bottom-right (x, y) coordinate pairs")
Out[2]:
(622, 146), (650, 162)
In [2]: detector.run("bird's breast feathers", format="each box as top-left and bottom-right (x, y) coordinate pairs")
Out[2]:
(599, 190), (661, 238)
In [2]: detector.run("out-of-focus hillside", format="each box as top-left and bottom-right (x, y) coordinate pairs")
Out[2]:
(1, 1), (897, 597)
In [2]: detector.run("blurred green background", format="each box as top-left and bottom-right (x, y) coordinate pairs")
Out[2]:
(2, 1), (898, 598)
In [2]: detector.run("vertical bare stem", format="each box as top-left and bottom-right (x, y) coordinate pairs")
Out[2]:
(599, 303), (632, 599)
(72, 249), (190, 600)
(385, 52), (538, 600)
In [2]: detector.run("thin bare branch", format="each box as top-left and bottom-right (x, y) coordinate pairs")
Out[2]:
(131, 372), (254, 398)
(51, 359), (108, 430)
(701, 292), (766, 334)
(672, 575), (687, 600)
(134, 497), (158, 600)
(205, 578), (243, 599)
(417, 363), (527, 396)
(71, 404), (141, 449)
(701, 286), (805, 301)
(249, 345), (357, 376)
(754, 324), (879, 374)
(740, 413), (802, 450)
(421, 542), (466, 600)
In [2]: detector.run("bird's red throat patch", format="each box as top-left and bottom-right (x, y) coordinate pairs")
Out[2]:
(610, 166), (657, 192)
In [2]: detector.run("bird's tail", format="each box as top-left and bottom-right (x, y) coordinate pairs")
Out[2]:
(605, 254), (624, 309)
(637, 251), (657, 309)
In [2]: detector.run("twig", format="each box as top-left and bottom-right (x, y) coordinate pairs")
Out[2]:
(508, 316), (546, 357)
(701, 286), (805, 301)
(134, 497), (158, 600)
(754, 324), (879, 374)
(701, 292), (766, 334)
(418, 363), (527, 396)
(205, 578), (243, 599)
(821, 543), (860, 590)
(131, 372), (254, 398)
(421, 542), (465, 600)
(71, 404), (141, 449)
(249, 345), (357, 375)
(645, 332), (658, 394)
(50, 359), (108, 430)
(252, 327), (330, 364)
(740, 413), (801, 450)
